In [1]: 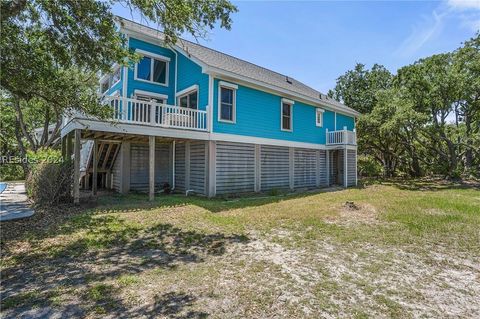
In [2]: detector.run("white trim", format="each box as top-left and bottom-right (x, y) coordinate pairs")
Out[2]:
(122, 36), (129, 98)
(209, 133), (327, 150)
(208, 75), (214, 132)
(110, 90), (120, 96)
(175, 84), (199, 97)
(118, 19), (360, 118)
(218, 83), (236, 124)
(316, 108), (324, 127)
(62, 117), (343, 152)
(280, 100), (293, 132)
(334, 112), (337, 131)
(133, 90), (168, 100)
(281, 98), (295, 105)
(135, 48), (171, 61)
(134, 50), (169, 86)
(218, 81), (238, 90)
(206, 66), (360, 117)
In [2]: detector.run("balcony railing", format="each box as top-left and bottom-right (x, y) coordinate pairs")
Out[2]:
(326, 128), (356, 145)
(99, 96), (208, 131)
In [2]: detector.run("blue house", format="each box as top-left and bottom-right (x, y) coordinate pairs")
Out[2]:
(61, 17), (360, 202)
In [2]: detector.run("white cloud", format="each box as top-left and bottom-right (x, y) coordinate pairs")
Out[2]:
(394, 8), (448, 57)
(395, 1), (479, 57)
(447, 0), (480, 32)
(447, 0), (480, 10)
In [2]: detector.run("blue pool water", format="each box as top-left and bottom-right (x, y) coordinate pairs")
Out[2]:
(0, 182), (6, 193)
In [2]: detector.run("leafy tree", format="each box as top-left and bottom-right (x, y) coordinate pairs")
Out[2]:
(0, 0), (237, 173)
(328, 63), (393, 114)
(452, 33), (480, 175)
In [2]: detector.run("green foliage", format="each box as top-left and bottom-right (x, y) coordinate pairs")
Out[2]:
(357, 155), (382, 177)
(25, 161), (73, 205)
(27, 149), (63, 165)
(330, 32), (480, 178)
(0, 164), (24, 181)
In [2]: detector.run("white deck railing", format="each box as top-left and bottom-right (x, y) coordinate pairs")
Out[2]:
(101, 96), (208, 131)
(326, 128), (356, 145)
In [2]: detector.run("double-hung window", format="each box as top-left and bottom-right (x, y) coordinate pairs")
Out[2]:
(218, 82), (237, 123)
(135, 50), (169, 85)
(316, 108), (324, 127)
(177, 90), (198, 109)
(281, 100), (293, 131)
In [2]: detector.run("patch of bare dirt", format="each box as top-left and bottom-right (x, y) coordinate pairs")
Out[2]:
(323, 202), (380, 225)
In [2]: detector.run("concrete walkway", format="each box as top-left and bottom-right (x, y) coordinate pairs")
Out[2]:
(0, 183), (34, 222)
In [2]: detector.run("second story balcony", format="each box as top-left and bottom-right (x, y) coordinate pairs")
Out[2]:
(326, 128), (357, 146)
(80, 96), (209, 132)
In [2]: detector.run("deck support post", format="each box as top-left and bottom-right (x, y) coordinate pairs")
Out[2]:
(206, 141), (216, 198)
(289, 147), (294, 191)
(185, 141), (191, 192)
(73, 129), (81, 204)
(66, 132), (73, 163)
(326, 150), (330, 186)
(149, 136), (155, 201)
(119, 141), (131, 194)
(254, 144), (261, 192)
(92, 139), (98, 196)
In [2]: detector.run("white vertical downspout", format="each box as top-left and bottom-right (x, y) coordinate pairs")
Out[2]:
(172, 48), (178, 104)
(208, 74), (214, 133)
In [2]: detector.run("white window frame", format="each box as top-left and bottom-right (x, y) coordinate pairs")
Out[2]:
(218, 81), (237, 124)
(316, 108), (324, 127)
(281, 98), (294, 132)
(133, 90), (168, 104)
(176, 85), (198, 109)
(111, 65), (121, 87)
(134, 49), (170, 87)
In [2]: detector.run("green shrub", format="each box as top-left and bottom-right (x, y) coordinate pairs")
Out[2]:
(0, 164), (25, 181)
(358, 155), (382, 177)
(26, 161), (73, 205)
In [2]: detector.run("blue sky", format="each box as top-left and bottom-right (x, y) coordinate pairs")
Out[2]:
(113, 0), (480, 93)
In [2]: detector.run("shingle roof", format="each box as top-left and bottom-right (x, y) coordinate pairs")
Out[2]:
(119, 17), (359, 116)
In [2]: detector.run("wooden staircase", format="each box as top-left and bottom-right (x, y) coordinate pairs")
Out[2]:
(81, 141), (120, 190)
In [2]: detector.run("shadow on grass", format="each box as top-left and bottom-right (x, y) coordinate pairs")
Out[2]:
(0, 211), (248, 318)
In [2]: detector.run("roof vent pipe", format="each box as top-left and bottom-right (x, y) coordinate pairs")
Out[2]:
(286, 76), (292, 84)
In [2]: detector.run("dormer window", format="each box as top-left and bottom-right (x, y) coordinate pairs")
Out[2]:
(134, 49), (170, 86)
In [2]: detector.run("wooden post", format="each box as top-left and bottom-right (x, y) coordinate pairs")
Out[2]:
(120, 141), (131, 194)
(92, 139), (98, 196)
(73, 129), (81, 204)
(185, 141), (191, 192)
(254, 144), (261, 192)
(66, 132), (73, 163)
(326, 150), (330, 186)
(149, 136), (155, 201)
(289, 147), (294, 191)
(206, 140), (216, 198)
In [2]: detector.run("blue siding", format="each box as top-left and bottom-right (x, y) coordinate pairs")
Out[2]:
(213, 80), (329, 144)
(105, 35), (356, 145)
(336, 113), (355, 131)
(126, 38), (176, 104)
(176, 51), (209, 111)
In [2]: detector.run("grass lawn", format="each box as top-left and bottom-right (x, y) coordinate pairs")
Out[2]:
(1, 180), (479, 318)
